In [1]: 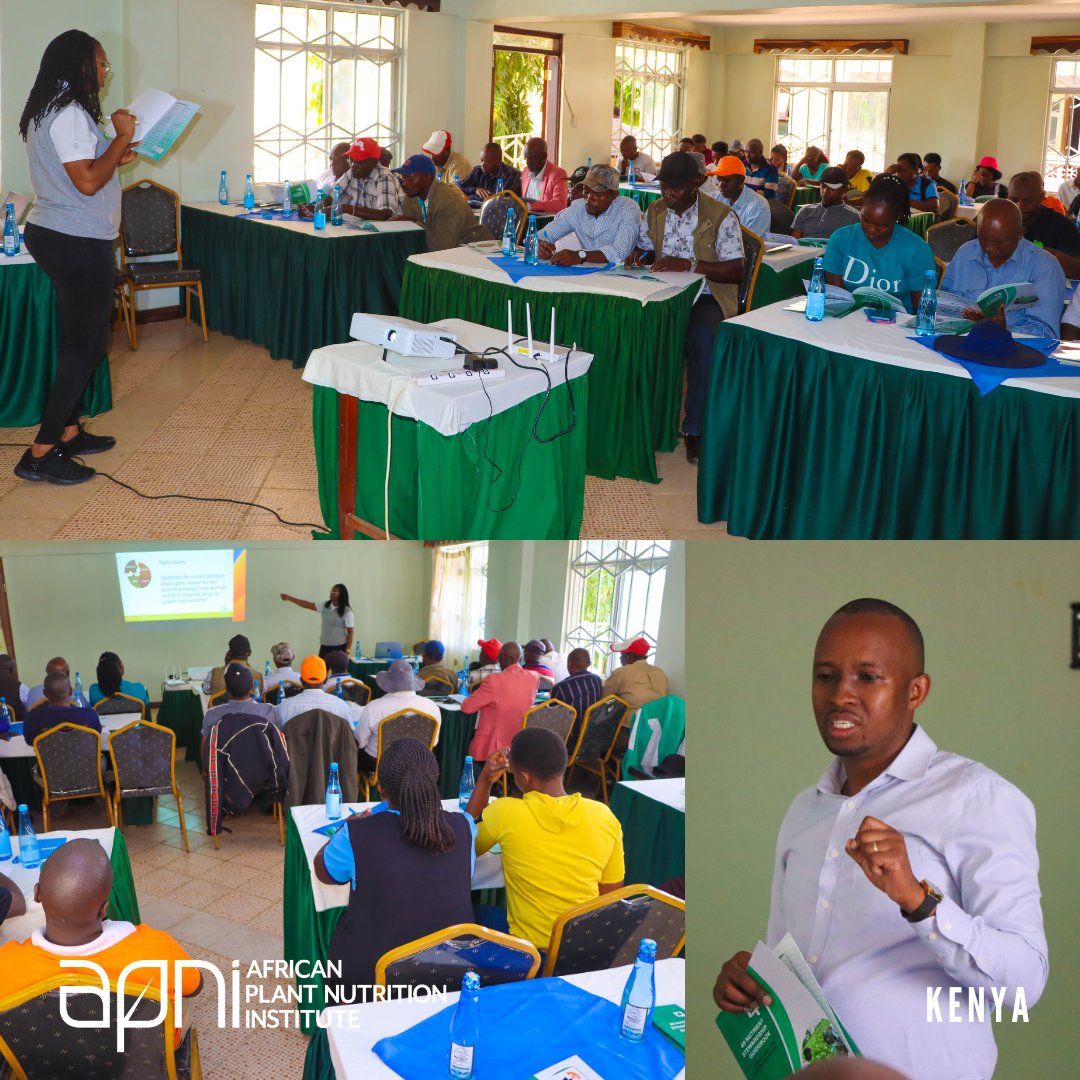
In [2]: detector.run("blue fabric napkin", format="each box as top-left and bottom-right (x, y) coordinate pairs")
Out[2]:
(485, 254), (609, 284)
(373, 978), (683, 1080)
(909, 335), (1077, 395)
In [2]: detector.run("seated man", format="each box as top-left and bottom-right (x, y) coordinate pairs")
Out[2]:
(922, 152), (957, 195)
(1061, 285), (1080, 340)
(942, 198), (1066, 340)
(322, 651), (352, 692)
(629, 151), (743, 465)
(27, 657), (86, 709)
(314, 141), (352, 199)
(337, 138), (402, 221)
(417, 640), (459, 694)
(705, 155), (770, 239)
(456, 142), (522, 203)
(617, 135), (658, 180)
(461, 642), (538, 761)
(842, 149), (875, 195)
(202, 634), (263, 699)
(23, 671), (101, 745)
(743, 139), (779, 200)
(522, 639), (556, 691)
(0, 654), (26, 721)
(421, 129), (471, 187)
(466, 728), (625, 951)
(263, 642), (300, 695)
(352, 660), (441, 774)
(393, 155), (492, 251)
(537, 165), (642, 268)
(0, 869), (26, 926)
(603, 637), (668, 711)
(274, 655), (355, 726)
(692, 133), (713, 166)
(551, 648), (605, 741)
(0, 839), (200, 1045)
(538, 639), (569, 683)
(792, 166), (860, 239)
(468, 638), (503, 689)
(520, 138), (569, 215)
(200, 664), (278, 758)
(1009, 170), (1080, 278)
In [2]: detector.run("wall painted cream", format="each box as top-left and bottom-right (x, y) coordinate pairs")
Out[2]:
(686, 541), (1079, 1080)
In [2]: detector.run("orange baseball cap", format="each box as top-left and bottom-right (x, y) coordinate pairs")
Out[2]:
(709, 155), (747, 178)
(300, 655), (328, 684)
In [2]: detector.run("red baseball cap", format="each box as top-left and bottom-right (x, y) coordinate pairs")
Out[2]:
(477, 638), (502, 661)
(610, 637), (650, 657)
(345, 138), (381, 162)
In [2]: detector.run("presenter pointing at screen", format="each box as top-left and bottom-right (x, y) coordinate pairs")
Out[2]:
(281, 584), (355, 659)
(16, 30), (138, 485)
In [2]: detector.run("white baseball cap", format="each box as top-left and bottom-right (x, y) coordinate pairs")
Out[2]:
(422, 130), (451, 155)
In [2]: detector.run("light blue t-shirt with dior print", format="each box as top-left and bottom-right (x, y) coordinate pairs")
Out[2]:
(822, 222), (936, 312)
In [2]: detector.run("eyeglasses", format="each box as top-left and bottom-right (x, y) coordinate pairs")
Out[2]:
(98, 60), (112, 75)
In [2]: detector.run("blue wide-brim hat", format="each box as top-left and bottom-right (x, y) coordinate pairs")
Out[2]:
(933, 319), (1045, 369)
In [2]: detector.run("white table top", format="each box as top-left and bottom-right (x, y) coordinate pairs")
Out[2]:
(0, 827), (115, 943)
(760, 244), (817, 274)
(302, 318), (593, 437)
(292, 801), (503, 914)
(955, 203), (981, 221)
(0, 712), (140, 759)
(409, 245), (701, 306)
(326, 957), (685, 1080)
(0, 250), (35, 269)
(731, 299), (1080, 401)
(615, 778), (685, 814)
(184, 201), (423, 238)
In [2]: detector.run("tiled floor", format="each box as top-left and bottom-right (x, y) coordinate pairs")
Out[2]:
(0, 320), (734, 540)
(50, 757), (308, 1079)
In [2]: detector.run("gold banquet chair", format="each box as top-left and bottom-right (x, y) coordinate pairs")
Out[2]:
(33, 722), (114, 831)
(566, 695), (630, 803)
(359, 710), (438, 799)
(108, 719), (189, 850)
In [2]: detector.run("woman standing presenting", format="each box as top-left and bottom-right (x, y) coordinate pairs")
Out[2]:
(280, 584), (355, 659)
(16, 30), (136, 485)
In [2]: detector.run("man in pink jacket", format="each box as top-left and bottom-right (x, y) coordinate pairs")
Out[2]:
(520, 138), (569, 215)
(462, 641), (539, 761)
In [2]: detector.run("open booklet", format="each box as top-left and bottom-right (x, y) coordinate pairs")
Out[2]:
(789, 281), (907, 318)
(530, 1056), (606, 1079)
(106, 89), (199, 161)
(716, 935), (859, 1078)
(898, 281), (1039, 333)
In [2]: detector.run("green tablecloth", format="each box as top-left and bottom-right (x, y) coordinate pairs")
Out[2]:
(619, 183), (662, 211)
(609, 782), (685, 889)
(108, 829), (141, 922)
(906, 211), (934, 239)
(0, 261), (112, 426)
(793, 186), (820, 207)
(750, 254), (817, 310)
(311, 375), (589, 539)
(698, 320), (1080, 538)
(399, 263), (698, 483)
(179, 206), (427, 368)
(346, 659), (390, 700)
(156, 690), (203, 764)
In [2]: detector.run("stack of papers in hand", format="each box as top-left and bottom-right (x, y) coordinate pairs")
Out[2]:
(106, 90), (199, 161)
(716, 935), (859, 1077)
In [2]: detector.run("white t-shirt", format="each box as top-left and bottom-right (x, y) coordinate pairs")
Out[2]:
(319, 604), (356, 647)
(49, 103), (101, 163)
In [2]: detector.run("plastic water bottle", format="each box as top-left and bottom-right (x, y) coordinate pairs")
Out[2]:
(18, 805), (39, 869)
(313, 187), (326, 230)
(916, 269), (938, 337)
(354, 642), (362, 661)
(458, 669), (469, 696)
(495, 176), (505, 194)
(282, 180), (292, 217)
(0, 697), (8, 734)
(805, 257), (826, 322)
(277, 681), (285, 705)
(587, 156), (593, 169)
(502, 207), (517, 256)
(3, 204), (20, 257)
(523, 215), (539, 265)
(0, 811), (11, 861)
(243, 173), (255, 210)
(252, 682), (261, 703)
(448, 970), (481, 1078)
(331, 184), (343, 226)
(74, 672), (85, 706)
(452, 173), (460, 189)
(619, 938), (657, 1042)
(336, 680), (345, 699)
(265, 661), (272, 683)
(326, 763), (342, 820)
(628, 159), (636, 186)
(458, 756), (475, 811)
(218, 170), (229, 205)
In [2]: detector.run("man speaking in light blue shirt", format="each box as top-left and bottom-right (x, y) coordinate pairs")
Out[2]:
(714, 598), (1048, 1080)
(941, 198), (1066, 340)
(537, 164), (641, 266)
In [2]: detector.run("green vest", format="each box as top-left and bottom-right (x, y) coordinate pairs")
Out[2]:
(646, 194), (740, 319)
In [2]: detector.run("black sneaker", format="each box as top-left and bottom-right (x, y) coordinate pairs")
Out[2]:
(59, 424), (116, 455)
(14, 447), (95, 485)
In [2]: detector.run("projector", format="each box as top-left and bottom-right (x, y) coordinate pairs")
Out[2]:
(349, 314), (458, 359)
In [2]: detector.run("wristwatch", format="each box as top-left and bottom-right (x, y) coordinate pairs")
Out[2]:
(900, 879), (943, 922)
(689, 256), (699, 274)
(577, 249), (588, 263)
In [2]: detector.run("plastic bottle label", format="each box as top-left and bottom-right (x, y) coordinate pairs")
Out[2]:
(449, 1043), (474, 1076)
(621, 1003), (648, 1036)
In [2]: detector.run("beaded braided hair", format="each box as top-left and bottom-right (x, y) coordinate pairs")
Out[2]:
(863, 173), (911, 223)
(378, 738), (457, 855)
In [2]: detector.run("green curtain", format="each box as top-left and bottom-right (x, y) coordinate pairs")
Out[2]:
(180, 208), (426, 368)
(107, 830), (141, 922)
(698, 321), (1080, 538)
(609, 784), (685, 890)
(311, 379), (588, 539)
(0, 263), (112, 426)
(399, 264), (697, 483)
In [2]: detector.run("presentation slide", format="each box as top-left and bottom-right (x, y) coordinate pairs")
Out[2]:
(115, 549), (247, 623)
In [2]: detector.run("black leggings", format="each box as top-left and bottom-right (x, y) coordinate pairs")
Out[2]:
(24, 223), (114, 445)
(319, 643), (348, 659)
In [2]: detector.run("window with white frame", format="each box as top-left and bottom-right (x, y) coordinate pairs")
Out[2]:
(1045, 59), (1080, 189)
(774, 55), (892, 173)
(612, 42), (685, 165)
(428, 543), (489, 670)
(563, 541), (669, 677)
(254, 1), (402, 184)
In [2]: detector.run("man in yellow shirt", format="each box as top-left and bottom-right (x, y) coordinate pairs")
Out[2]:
(843, 150), (875, 194)
(467, 728), (624, 951)
(602, 637), (668, 711)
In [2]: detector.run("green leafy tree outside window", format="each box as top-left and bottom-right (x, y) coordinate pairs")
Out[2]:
(492, 50), (544, 138)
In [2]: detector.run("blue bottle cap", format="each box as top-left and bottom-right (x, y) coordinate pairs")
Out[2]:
(464, 755), (473, 763)
(461, 971), (481, 992)
(17, 804), (27, 812)
(638, 938), (657, 958)
(330, 762), (339, 770)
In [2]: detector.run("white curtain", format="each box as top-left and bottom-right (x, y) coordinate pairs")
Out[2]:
(429, 544), (488, 668)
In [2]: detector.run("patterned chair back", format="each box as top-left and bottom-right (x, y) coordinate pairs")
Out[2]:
(523, 700), (576, 745)
(377, 924), (540, 991)
(420, 676), (455, 698)
(208, 690), (229, 709)
(936, 187), (957, 221)
(768, 197), (795, 234)
(272, 680), (304, 703)
(95, 693), (147, 721)
(572, 696), (629, 763)
(927, 219), (976, 265)
(479, 191), (528, 243)
(375, 711), (438, 774)
(738, 226), (764, 314)
(34, 724), (104, 798)
(121, 180), (179, 258)
(332, 679), (370, 706)
(109, 721), (175, 799)
(776, 173), (796, 208)
(546, 886), (685, 978)
(0, 977), (188, 1079)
